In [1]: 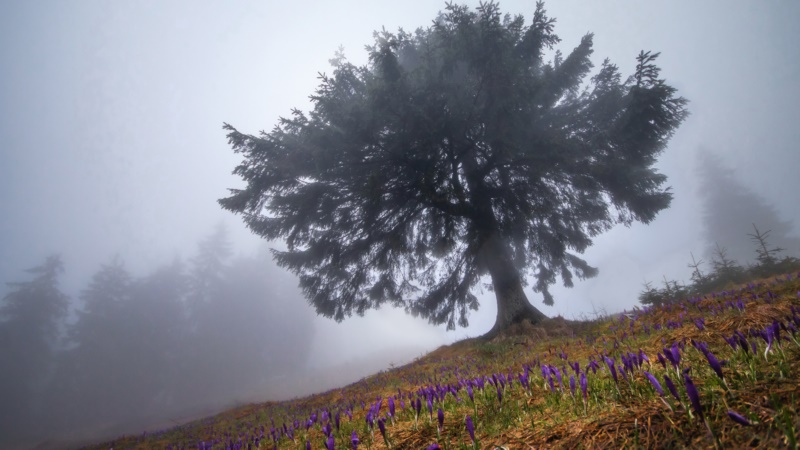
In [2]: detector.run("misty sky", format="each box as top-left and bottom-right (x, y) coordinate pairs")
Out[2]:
(2, 0), (799, 367)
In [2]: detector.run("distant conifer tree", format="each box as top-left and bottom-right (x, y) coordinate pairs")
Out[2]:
(0, 255), (69, 442)
(697, 150), (800, 267)
(46, 256), (132, 432)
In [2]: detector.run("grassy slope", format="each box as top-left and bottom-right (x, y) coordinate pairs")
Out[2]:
(86, 273), (800, 449)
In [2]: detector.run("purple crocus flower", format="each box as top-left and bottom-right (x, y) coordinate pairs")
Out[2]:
(657, 352), (667, 369)
(580, 372), (588, 400)
(378, 418), (387, 440)
(605, 357), (618, 385)
(427, 397), (433, 420)
(694, 318), (705, 331)
(664, 375), (681, 402)
(437, 408), (444, 430)
(326, 435), (335, 450)
(553, 366), (563, 388)
(569, 374), (576, 396)
(351, 430), (359, 450)
(518, 372), (530, 391)
(426, 445), (441, 450)
(736, 331), (750, 354)
(644, 371), (664, 396)
(723, 335), (738, 350)
(588, 359), (600, 374)
(667, 344), (682, 369)
(496, 385), (503, 405)
(683, 374), (703, 419)
(691, 339), (708, 354)
(727, 410), (751, 426)
(465, 415), (475, 443)
(618, 364), (628, 381)
(306, 440), (311, 450)
(388, 397), (395, 418)
(703, 349), (724, 380)
(639, 349), (650, 365)
(467, 385), (474, 403)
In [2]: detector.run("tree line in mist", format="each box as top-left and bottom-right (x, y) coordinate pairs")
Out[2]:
(639, 223), (800, 308)
(636, 150), (800, 307)
(0, 225), (316, 446)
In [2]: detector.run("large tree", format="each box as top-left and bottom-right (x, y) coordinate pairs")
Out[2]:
(220, 2), (688, 336)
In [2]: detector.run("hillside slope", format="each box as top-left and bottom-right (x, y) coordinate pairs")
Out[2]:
(86, 273), (800, 449)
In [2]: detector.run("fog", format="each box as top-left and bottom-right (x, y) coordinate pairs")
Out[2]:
(1, 0), (799, 447)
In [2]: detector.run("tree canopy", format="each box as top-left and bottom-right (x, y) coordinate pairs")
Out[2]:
(220, 1), (688, 334)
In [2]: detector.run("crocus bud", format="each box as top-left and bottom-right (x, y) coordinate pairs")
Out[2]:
(664, 375), (680, 402)
(378, 418), (386, 440)
(727, 410), (751, 426)
(465, 415), (475, 443)
(703, 349), (724, 380)
(683, 374), (703, 420)
(580, 372), (588, 400)
(644, 371), (663, 397)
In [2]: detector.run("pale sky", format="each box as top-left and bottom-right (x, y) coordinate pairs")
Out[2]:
(2, 0), (799, 367)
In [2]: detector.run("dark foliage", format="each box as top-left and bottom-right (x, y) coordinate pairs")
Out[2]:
(747, 224), (799, 277)
(638, 277), (688, 308)
(47, 256), (133, 431)
(0, 228), (316, 447)
(640, 227), (800, 306)
(0, 255), (69, 441)
(221, 1), (688, 331)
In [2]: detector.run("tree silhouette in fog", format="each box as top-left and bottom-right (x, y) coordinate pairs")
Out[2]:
(0, 255), (69, 441)
(1, 230), (318, 446)
(46, 256), (133, 432)
(184, 226), (315, 405)
(124, 259), (188, 415)
(221, 1), (688, 336)
(183, 225), (236, 405)
(697, 150), (800, 266)
(223, 248), (315, 376)
(188, 223), (233, 315)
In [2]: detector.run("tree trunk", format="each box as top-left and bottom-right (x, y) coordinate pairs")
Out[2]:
(480, 233), (547, 339)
